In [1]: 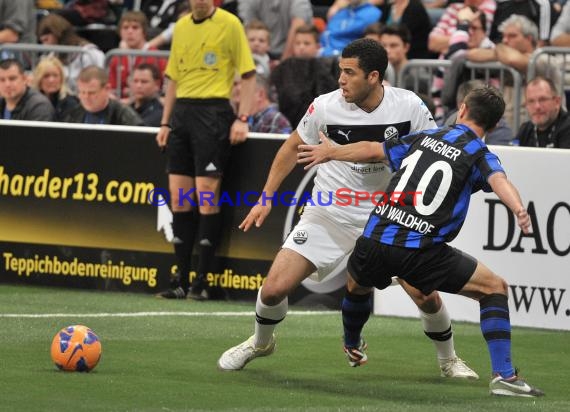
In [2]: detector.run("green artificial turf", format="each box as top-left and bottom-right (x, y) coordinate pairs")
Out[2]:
(0, 284), (567, 411)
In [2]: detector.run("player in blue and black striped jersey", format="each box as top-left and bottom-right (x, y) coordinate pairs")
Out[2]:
(298, 86), (544, 397)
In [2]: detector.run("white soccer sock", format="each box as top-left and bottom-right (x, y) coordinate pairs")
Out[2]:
(254, 287), (288, 348)
(420, 301), (456, 361)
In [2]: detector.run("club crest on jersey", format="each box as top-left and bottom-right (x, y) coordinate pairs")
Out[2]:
(384, 126), (398, 140)
(204, 52), (217, 66)
(293, 230), (308, 244)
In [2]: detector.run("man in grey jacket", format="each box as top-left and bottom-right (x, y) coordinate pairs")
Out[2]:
(0, 59), (54, 121)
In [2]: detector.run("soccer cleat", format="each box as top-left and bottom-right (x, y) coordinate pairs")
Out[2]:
(187, 287), (209, 301)
(489, 374), (545, 397)
(344, 338), (368, 367)
(155, 286), (187, 299)
(217, 335), (276, 371)
(440, 357), (479, 379)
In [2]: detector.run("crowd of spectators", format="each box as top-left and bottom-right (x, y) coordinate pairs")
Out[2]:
(1, 0), (569, 148)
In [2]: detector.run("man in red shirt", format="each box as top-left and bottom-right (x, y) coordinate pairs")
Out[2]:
(108, 11), (167, 100)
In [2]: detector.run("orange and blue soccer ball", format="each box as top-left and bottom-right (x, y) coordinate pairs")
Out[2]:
(50, 325), (101, 372)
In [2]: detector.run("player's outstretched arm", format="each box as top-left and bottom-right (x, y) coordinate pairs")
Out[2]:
(488, 172), (531, 234)
(239, 131), (304, 231)
(297, 131), (385, 170)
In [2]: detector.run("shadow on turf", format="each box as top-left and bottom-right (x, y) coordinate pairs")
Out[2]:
(236, 368), (485, 404)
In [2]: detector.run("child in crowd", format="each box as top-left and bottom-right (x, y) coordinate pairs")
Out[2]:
(245, 20), (273, 80)
(292, 24), (321, 58)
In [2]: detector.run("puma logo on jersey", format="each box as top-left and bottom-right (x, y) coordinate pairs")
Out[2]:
(337, 129), (352, 141)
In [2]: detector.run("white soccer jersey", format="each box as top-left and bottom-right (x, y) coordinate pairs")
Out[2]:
(296, 86), (437, 227)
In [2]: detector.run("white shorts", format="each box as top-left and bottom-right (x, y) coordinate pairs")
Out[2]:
(282, 206), (362, 282)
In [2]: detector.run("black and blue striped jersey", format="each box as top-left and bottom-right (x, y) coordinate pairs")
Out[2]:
(362, 124), (505, 248)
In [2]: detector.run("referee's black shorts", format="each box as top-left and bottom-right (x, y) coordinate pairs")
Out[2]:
(167, 98), (235, 177)
(347, 236), (477, 295)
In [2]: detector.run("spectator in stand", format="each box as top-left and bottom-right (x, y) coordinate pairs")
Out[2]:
(250, 76), (292, 134)
(0, 0), (37, 46)
(0, 59), (55, 121)
(245, 20), (273, 81)
(37, 13), (105, 93)
(292, 24), (321, 58)
(62, 65), (144, 126)
(146, 0), (191, 50)
(515, 76), (570, 148)
(362, 22), (398, 84)
(129, 63), (163, 127)
(436, 8), (496, 113)
(109, 11), (167, 100)
(550, 5), (570, 103)
(55, 0), (116, 26)
(320, 0), (382, 57)
(379, 0), (434, 59)
(325, 0), (383, 18)
(443, 79), (514, 145)
(446, 8), (494, 58)
(238, 0), (313, 60)
(32, 56), (79, 122)
(489, 0), (554, 46)
(467, 15), (561, 129)
(551, 1), (570, 45)
(428, 0), (496, 56)
(363, 21), (383, 43)
(379, 25), (411, 87)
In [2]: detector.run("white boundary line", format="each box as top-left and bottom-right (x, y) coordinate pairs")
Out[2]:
(0, 310), (338, 318)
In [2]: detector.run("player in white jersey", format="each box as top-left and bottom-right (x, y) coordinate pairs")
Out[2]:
(217, 39), (478, 379)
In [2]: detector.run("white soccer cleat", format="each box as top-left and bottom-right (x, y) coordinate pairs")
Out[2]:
(440, 357), (479, 379)
(489, 374), (544, 397)
(217, 335), (276, 371)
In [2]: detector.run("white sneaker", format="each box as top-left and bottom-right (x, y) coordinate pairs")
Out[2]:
(217, 335), (276, 371)
(489, 374), (544, 397)
(440, 357), (479, 379)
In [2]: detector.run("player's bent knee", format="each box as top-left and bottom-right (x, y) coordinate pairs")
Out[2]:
(484, 275), (509, 296)
(415, 292), (441, 313)
(347, 274), (372, 295)
(260, 283), (287, 306)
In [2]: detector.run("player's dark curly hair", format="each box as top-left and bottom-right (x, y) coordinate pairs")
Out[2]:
(464, 86), (505, 132)
(341, 38), (388, 81)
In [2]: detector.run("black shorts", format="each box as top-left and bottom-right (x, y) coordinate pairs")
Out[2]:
(167, 98), (235, 177)
(347, 236), (477, 295)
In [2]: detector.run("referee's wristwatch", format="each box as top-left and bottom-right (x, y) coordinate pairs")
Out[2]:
(237, 114), (251, 124)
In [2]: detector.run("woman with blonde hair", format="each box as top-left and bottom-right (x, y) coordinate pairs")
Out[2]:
(37, 13), (105, 92)
(32, 56), (79, 121)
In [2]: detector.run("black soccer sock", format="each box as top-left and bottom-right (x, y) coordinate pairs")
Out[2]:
(172, 210), (198, 292)
(342, 289), (372, 348)
(193, 212), (223, 291)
